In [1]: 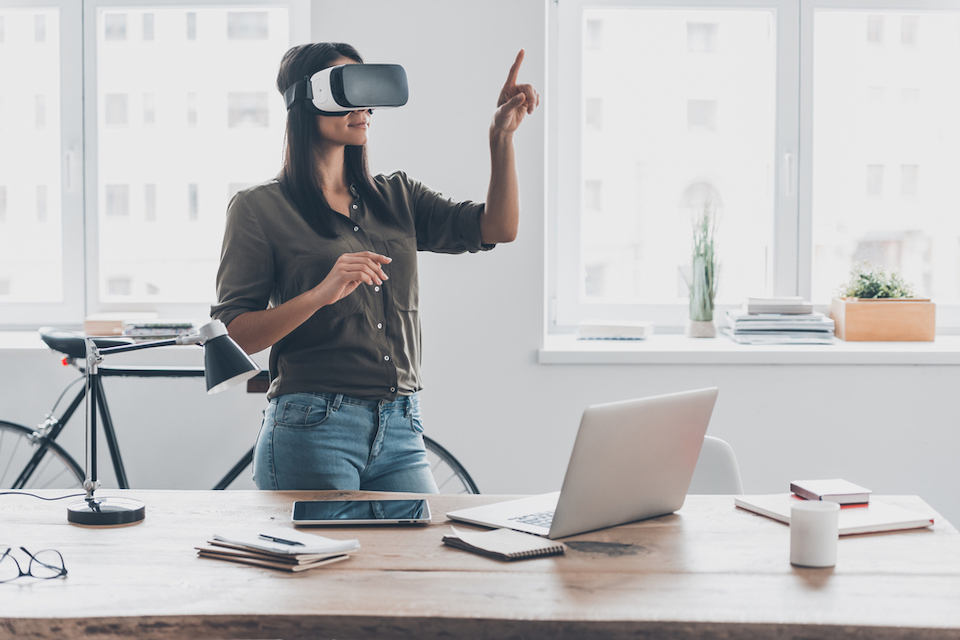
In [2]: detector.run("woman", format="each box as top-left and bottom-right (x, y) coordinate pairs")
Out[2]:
(212, 42), (538, 492)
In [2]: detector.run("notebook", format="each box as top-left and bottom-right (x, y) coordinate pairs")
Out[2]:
(442, 526), (565, 561)
(447, 387), (719, 539)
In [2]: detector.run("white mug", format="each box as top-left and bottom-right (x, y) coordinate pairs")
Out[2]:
(790, 501), (840, 568)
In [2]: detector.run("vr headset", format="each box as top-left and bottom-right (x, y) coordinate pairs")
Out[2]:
(284, 64), (409, 116)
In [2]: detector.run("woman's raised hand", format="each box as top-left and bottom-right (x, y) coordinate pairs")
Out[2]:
(493, 49), (540, 134)
(312, 251), (391, 308)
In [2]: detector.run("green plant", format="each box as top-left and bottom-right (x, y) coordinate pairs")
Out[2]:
(684, 202), (719, 322)
(837, 262), (916, 299)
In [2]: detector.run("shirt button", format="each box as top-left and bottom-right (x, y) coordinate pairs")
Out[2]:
(353, 226), (359, 232)
(384, 355), (390, 361)
(390, 387), (396, 393)
(352, 204), (358, 210)
(377, 323), (383, 329)
(374, 286), (380, 292)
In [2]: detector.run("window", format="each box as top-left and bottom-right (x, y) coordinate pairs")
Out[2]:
(104, 94), (128, 125)
(687, 22), (719, 52)
(584, 97), (602, 129)
(228, 11), (268, 39)
(144, 184), (157, 221)
(34, 94), (45, 127)
(104, 13), (126, 40)
(553, 0), (960, 330)
(143, 92), (155, 124)
(0, 0), (307, 327)
(227, 92), (270, 127)
(142, 12), (154, 40)
(36, 186), (47, 222)
(105, 185), (129, 217)
(809, 7), (960, 306)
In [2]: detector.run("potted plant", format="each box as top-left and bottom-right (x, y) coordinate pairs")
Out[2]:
(684, 202), (719, 338)
(830, 262), (934, 341)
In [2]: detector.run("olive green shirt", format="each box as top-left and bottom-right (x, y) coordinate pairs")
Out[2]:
(211, 171), (490, 401)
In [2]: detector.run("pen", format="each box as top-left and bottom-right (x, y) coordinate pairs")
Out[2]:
(259, 533), (305, 546)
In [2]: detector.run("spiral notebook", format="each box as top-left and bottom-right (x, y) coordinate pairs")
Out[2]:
(442, 526), (565, 561)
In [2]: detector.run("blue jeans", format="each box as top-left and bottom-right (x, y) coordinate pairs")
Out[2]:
(252, 392), (439, 493)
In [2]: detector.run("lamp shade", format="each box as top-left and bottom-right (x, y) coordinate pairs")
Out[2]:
(204, 333), (259, 394)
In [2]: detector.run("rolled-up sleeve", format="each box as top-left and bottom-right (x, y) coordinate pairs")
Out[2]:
(210, 191), (275, 328)
(399, 173), (493, 254)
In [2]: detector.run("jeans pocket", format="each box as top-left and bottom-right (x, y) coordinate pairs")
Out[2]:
(408, 396), (425, 434)
(274, 394), (330, 429)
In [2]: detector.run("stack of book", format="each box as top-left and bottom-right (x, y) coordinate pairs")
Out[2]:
(121, 319), (196, 339)
(576, 320), (654, 340)
(196, 528), (360, 572)
(723, 297), (834, 345)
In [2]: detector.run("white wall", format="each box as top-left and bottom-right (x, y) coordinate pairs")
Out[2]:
(2, 0), (958, 528)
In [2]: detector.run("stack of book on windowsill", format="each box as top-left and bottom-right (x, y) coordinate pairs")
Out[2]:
(722, 297), (834, 345)
(196, 527), (360, 572)
(121, 319), (196, 340)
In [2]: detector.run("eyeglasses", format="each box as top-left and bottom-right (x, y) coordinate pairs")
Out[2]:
(0, 547), (68, 583)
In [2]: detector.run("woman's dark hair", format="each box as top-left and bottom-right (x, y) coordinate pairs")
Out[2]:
(276, 42), (394, 238)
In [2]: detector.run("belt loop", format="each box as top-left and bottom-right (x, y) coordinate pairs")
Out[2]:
(331, 394), (343, 412)
(404, 395), (412, 418)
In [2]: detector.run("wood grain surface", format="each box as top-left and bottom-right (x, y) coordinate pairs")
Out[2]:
(0, 490), (957, 640)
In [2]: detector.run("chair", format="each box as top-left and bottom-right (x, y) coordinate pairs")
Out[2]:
(687, 435), (743, 495)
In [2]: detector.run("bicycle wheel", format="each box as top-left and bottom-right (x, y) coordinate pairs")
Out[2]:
(423, 435), (480, 494)
(0, 421), (85, 490)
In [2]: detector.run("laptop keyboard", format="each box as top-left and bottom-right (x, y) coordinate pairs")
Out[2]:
(508, 510), (555, 529)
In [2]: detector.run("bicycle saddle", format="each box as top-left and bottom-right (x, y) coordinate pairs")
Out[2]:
(39, 327), (134, 359)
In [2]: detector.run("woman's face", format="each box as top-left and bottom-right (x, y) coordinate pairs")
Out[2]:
(316, 57), (371, 148)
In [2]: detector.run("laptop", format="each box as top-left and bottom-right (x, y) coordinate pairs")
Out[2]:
(446, 387), (719, 539)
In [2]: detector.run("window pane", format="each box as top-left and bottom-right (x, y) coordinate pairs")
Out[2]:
(0, 8), (62, 302)
(96, 6), (289, 305)
(227, 11), (268, 40)
(577, 8), (775, 305)
(811, 10), (960, 303)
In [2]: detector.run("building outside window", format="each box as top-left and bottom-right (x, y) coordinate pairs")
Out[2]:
(0, 1), (304, 326)
(553, 0), (960, 330)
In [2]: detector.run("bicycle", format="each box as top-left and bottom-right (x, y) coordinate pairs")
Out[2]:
(0, 328), (480, 495)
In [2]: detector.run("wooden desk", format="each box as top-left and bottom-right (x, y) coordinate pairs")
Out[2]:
(2, 491), (959, 640)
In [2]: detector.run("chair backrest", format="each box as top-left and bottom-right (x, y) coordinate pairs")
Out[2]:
(687, 435), (743, 495)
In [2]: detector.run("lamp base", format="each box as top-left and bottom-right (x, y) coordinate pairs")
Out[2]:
(67, 497), (146, 526)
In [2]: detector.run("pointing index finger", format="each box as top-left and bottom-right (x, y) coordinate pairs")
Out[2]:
(503, 49), (525, 89)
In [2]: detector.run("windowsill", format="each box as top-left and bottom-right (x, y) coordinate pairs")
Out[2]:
(9, 330), (960, 366)
(539, 333), (960, 365)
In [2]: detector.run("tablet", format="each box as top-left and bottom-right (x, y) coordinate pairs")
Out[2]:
(291, 499), (432, 526)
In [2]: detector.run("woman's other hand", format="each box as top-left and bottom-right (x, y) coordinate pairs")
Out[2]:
(311, 251), (392, 308)
(492, 49), (540, 134)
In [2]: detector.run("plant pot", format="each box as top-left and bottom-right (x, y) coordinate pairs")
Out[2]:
(686, 319), (716, 338)
(830, 297), (935, 341)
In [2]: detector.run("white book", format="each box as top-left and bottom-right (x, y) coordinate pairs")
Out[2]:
(577, 320), (654, 340)
(744, 297), (814, 315)
(722, 328), (835, 345)
(212, 527), (360, 555)
(735, 494), (934, 535)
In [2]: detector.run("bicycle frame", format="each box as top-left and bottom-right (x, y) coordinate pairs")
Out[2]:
(14, 365), (264, 491)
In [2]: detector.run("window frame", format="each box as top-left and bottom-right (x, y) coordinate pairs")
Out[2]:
(82, 0), (309, 324)
(797, 0), (960, 331)
(0, 0), (84, 328)
(0, 0), (308, 330)
(549, 0), (960, 333)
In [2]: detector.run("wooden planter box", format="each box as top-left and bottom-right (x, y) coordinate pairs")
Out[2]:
(830, 297), (935, 341)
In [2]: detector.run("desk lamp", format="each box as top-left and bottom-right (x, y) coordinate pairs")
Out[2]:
(66, 319), (258, 526)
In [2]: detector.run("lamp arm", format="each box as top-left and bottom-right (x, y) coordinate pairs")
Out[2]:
(96, 320), (227, 356)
